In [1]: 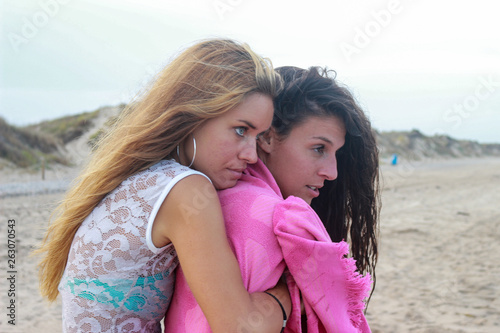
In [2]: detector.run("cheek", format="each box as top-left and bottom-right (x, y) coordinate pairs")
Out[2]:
(215, 140), (238, 160)
(280, 153), (312, 186)
(201, 140), (236, 167)
(280, 149), (307, 171)
(269, 151), (298, 185)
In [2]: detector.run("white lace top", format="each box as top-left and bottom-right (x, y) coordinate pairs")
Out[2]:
(59, 160), (208, 333)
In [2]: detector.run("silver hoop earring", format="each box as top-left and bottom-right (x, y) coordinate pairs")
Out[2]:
(188, 137), (196, 168)
(176, 138), (196, 167)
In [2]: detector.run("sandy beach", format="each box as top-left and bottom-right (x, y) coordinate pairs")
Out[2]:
(1, 156), (499, 332)
(367, 157), (500, 333)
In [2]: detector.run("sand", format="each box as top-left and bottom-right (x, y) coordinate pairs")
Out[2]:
(1, 156), (499, 332)
(367, 157), (500, 333)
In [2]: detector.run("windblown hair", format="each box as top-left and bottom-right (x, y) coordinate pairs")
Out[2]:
(273, 66), (380, 293)
(36, 38), (281, 302)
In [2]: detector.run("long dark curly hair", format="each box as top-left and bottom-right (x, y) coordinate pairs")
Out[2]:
(273, 66), (380, 297)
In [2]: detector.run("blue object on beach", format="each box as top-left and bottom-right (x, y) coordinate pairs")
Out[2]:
(391, 154), (398, 165)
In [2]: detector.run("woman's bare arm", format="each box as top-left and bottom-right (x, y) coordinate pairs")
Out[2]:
(154, 175), (290, 332)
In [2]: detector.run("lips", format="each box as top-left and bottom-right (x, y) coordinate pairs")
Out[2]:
(306, 185), (322, 198)
(227, 168), (245, 179)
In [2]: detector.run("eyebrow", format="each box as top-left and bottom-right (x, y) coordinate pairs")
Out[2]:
(237, 119), (256, 129)
(312, 136), (334, 145)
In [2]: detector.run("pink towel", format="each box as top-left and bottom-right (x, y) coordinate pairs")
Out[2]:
(274, 197), (372, 332)
(164, 160), (371, 332)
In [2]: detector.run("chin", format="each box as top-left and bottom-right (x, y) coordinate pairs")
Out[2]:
(299, 195), (312, 205)
(215, 179), (237, 191)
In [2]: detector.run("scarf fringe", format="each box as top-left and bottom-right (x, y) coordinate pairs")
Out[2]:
(337, 241), (373, 329)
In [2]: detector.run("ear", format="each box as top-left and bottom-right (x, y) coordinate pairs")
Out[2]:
(257, 128), (275, 154)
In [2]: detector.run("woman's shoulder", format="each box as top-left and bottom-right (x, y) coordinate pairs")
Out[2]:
(273, 195), (330, 240)
(218, 175), (283, 227)
(219, 162), (282, 202)
(219, 173), (282, 204)
(276, 196), (319, 218)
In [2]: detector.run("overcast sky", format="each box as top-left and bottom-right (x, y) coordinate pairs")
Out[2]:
(1, 0), (499, 143)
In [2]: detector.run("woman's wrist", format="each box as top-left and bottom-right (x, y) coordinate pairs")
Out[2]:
(264, 291), (287, 332)
(264, 278), (291, 325)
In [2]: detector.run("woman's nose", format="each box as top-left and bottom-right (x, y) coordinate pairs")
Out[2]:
(238, 139), (258, 164)
(319, 158), (338, 181)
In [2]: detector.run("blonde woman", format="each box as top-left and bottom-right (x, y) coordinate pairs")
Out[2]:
(36, 39), (290, 333)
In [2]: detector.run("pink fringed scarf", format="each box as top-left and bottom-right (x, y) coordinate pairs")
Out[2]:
(274, 197), (372, 332)
(164, 160), (372, 332)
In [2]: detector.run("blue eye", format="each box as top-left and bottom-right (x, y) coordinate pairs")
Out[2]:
(235, 127), (246, 137)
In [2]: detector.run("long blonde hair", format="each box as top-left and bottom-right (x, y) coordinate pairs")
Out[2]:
(36, 38), (281, 301)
